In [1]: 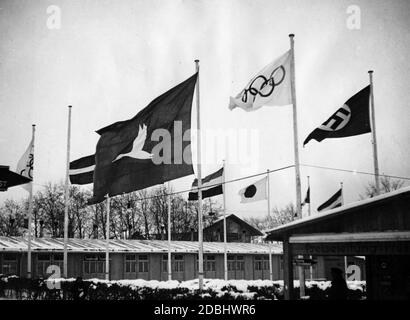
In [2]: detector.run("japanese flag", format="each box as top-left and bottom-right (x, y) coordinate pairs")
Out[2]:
(238, 176), (267, 203)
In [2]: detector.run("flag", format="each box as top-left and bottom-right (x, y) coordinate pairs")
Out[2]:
(238, 176), (267, 203)
(303, 85), (371, 146)
(92, 73), (198, 203)
(302, 187), (310, 206)
(69, 155), (95, 185)
(317, 188), (342, 212)
(188, 167), (223, 201)
(229, 50), (291, 112)
(16, 137), (34, 191)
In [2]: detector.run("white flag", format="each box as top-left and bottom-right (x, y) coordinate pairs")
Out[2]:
(16, 138), (34, 191)
(229, 50), (292, 112)
(238, 176), (267, 203)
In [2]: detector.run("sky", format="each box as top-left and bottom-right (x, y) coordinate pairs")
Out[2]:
(1, 0), (410, 220)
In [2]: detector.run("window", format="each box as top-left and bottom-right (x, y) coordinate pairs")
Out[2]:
(236, 256), (244, 271)
(204, 255), (215, 272)
(162, 255), (169, 273)
(2, 253), (17, 275)
(263, 256), (270, 270)
(37, 254), (51, 278)
(255, 256), (269, 270)
(53, 253), (64, 272)
(173, 255), (184, 273)
(228, 255), (236, 271)
(125, 254), (136, 273)
(138, 255), (149, 273)
(254, 256), (263, 271)
(227, 233), (239, 242)
(83, 254), (106, 275)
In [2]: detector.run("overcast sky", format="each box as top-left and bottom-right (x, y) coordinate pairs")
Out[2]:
(1, 0), (410, 219)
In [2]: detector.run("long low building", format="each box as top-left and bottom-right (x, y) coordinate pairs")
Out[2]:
(0, 237), (286, 281)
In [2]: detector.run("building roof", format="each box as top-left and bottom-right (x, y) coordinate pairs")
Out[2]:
(204, 213), (264, 236)
(0, 237), (282, 255)
(265, 186), (410, 241)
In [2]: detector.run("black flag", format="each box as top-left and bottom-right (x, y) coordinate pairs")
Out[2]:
(69, 155), (95, 185)
(92, 73), (198, 203)
(317, 188), (342, 212)
(302, 187), (310, 206)
(188, 168), (223, 201)
(303, 86), (371, 146)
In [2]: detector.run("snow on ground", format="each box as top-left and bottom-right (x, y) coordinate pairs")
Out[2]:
(47, 277), (364, 292)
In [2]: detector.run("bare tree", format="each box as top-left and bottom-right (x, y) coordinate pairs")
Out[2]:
(360, 176), (405, 199)
(245, 202), (295, 231)
(0, 199), (25, 236)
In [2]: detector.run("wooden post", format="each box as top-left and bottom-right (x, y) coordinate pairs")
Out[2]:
(283, 237), (294, 300)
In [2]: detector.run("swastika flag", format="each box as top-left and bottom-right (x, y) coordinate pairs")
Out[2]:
(229, 50), (292, 112)
(303, 85), (371, 146)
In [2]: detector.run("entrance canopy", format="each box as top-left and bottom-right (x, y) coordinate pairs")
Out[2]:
(266, 186), (410, 242)
(265, 186), (410, 300)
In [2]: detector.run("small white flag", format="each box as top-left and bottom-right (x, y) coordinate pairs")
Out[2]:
(16, 138), (34, 191)
(229, 50), (292, 112)
(238, 176), (267, 203)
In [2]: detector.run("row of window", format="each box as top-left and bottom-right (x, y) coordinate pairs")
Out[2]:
(0, 254), (275, 276)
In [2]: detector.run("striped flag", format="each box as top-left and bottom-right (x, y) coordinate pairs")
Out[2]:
(188, 168), (223, 201)
(302, 187), (310, 206)
(317, 188), (342, 212)
(69, 155), (95, 185)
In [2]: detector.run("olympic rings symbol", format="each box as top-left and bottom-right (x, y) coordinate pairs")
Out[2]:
(20, 153), (34, 179)
(241, 65), (286, 104)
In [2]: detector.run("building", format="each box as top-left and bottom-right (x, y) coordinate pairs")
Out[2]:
(265, 186), (410, 300)
(150, 213), (263, 242)
(203, 214), (264, 242)
(0, 237), (283, 281)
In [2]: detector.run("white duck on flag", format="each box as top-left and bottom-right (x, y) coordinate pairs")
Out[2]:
(112, 124), (153, 162)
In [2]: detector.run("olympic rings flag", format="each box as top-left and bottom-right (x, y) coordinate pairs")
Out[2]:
(16, 136), (34, 192)
(229, 50), (292, 112)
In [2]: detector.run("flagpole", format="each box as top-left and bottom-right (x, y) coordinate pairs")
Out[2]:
(290, 33), (305, 298)
(307, 176), (311, 217)
(307, 176), (313, 280)
(266, 169), (273, 280)
(195, 59), (204, 291)
(63, 105), (72, 278)
(222, 160), (228, 281)
(368, 70), (380, 195)
(27, 124), (35, 279)
(105, 194), (110, 280)
(167, 182), (172, 281)
(289, 34), (302, 220)
(267, 169), (271, 218)
(340, 182), (348, 280)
